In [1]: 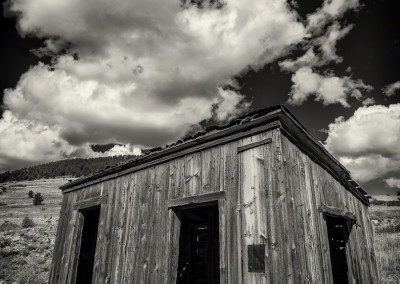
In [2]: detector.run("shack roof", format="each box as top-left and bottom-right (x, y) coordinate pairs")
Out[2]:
(60, 105), (369, 205)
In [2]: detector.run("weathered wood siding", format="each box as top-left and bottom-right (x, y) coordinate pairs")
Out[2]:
(280, 131), (378, 284)
(49, 133), (242, 284)
(238, 129), (378, 283)
(49, 127), (378, 284)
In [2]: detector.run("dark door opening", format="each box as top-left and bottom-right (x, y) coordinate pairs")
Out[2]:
(325, 215), (352, 284)
(76, 207), (101, 284)
(176, 204), (220, 284)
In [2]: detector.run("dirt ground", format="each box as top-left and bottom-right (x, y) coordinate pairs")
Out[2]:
(0, 178), (399, 283)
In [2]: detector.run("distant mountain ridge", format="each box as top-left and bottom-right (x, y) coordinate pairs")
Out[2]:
(0, 155), (137, 183)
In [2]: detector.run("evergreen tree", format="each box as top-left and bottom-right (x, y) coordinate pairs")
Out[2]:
(33, 192), (44, 205)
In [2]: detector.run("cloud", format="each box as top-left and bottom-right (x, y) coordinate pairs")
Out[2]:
(385, 178), (400, 189)
(0, 0), (365, 171)
(1, 0), (312, 171)
(316, 23), (353, 63)
(288, 67), (372, 107)
(214, 88), (250, 121)
(279, 20), (374, 107)
(279, 48), (319, 72)
(280, 22), (353, 72)
(307, 0), (360, 31)
(104, 144), (142, 156)
(0, 109), (143, 171)
(382, 81), (400, 96)
(3, 63), (215, 147)
(362, 97), (375, 106)
(324, 104), (400, 182)
(0, 110), (95, 171)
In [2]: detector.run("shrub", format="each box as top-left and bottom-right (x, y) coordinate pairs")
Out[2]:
(21, 216), (35, 228)
(28, 190), (34, 198)
(33, 192), (44, 205)
(0, 238), (11, 248)
(0, 247), (18, 257)
(0, 220), (19, 232)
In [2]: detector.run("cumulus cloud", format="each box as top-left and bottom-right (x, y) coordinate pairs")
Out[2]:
(307, 0), (360, 31)
(382, 81), (400, 96)
(104, 144), (142, 156)
(0, 110), (94, 171)
(0, 0), (365, 171)
(0, 109), (143, 171)
(3, 63), (215, 147)
(385, 178), (400, 189)
(288, 67), (373, 107)
(279, 49), (319, 72)
(2, 0), (313, 171)
(362, 97), (375, 106)
(279, 19), (373, 107)
(325, 104), (400, 182)
(279, 22), (353, 72)
(316, 23), (353, 63)
(214, 88), (250, 121)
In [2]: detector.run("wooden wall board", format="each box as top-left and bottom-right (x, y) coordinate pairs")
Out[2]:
(49, 125), (378, 284)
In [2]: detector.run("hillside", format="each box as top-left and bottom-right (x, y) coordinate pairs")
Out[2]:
(0, 155), (137, 183)
(0, 179), (64, 283)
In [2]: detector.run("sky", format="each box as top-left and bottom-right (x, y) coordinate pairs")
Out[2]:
(0, 0), (399, 195)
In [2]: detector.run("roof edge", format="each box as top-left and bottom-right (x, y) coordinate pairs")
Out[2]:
(60, 105), (370, 206)
(280, 106), (369, 205)
(60, 105), (283, 190)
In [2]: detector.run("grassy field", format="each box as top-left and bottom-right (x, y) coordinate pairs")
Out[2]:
(0, 178), (65, 284)
(369, 196), (400, 284)
(0, 179), (399, 283)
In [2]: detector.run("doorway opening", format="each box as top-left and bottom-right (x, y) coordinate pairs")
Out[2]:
(325, 215), (352, 284)
(76, 206), (101, 284)
(176, 203), (220, 284)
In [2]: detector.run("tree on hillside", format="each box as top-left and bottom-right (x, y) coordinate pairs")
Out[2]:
(0, 155), (138, 183)
(33, 192), (44, 205)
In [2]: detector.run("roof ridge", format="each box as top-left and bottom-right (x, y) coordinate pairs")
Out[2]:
(64, 105), (282, 186)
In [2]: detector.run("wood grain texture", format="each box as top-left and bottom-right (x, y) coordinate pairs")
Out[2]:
(280, 132), (378, 284)
(237, 138), (272, 153)
(166, 191), (226, 208)
(320, 205), (357, 221)
(49, 125), (378, 284)
(73, 194), (107, 210)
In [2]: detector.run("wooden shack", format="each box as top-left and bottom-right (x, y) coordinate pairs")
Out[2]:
(49, 105), (379, 284)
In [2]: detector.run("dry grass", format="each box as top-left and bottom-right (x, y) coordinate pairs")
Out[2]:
(0, 178), (66, 284)
(369, 199), (400, 284)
